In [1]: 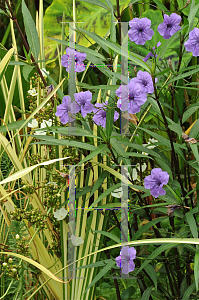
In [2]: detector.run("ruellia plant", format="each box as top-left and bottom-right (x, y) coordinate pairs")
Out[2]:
(1, 0), (199, 299)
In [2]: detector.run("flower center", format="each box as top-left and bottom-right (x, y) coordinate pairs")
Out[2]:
(102, 111), (106, 117)
(138, 28), (143, 33)
(167, 24), (172, 29)
(142, 80), (148, 86)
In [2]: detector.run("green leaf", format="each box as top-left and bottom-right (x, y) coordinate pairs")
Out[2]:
(106, 76), (116, 138)
(141, 287), (153, 300)
(144, 265), (157, 290)
(186, 212), (198, 238)
(132, 217), (168, 241)
(83, 260), (115, 294)
(85, 171), (108, 202)
(0, 48), (14, 83)
(50, 126), (101, 138)
(22, 65), (35, 82)
(0, 120), (27, 133)
(80, 0), (109, 9)
(22, 0), (40, 60)
(32, 136), (97, 151)
(88, 183), (121, 209)
(77, 144), (108, 166)
(182, 283), (196, 300)
(44, 0), (130, 57)
(194, 249), (199, 290)
(168, 65), (199, 84)
(190, 119), (199, 138)
(134, 244), (178, 276)
(152, 0), (168, 12)
(121, 286), (136, 299)
(0, 157), (69, 185)
(168, 123), (183, 138)
(182, 106), (199, 123)
(93, 230), (120, 243)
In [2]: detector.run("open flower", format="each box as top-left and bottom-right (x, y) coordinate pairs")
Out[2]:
(61, 48), (86, 73)
(128, 18), (154, 45)
(93, 101), (119, 128)
(53, 207), (68, 221)
(34, 119), (52, 135)
(28, 88), (37, 96)
(74, 91), (94, 118)
(184, 28), (199, 57)
(41, 68), (49, 78)
(116, 80), (147, 114)
(115, 246), (136, 274)
(71, 234), (84, 246)
(144, 168), (169, 198)
(136, 163), (147, 172)
(111, 187), (123, 198)
(28, 119), (38, 128)
(133, 71), (154, 94)
(55, 96), (77, 124)
(157, 13), (181, 39)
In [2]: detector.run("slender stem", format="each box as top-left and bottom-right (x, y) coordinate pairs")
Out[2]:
(5, 0), (47, 87)
(153, 76), (186, 197)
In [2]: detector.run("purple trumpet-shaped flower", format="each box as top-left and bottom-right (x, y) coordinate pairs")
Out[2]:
(133, 71), (155, 94)
(93, 101), (119, 128)
(115, 246), (136, 274)
(144, 168), (169, 198)
(184, 28), (199, 57)
(55, 96), (77, 124)
(61, 48), (86, 73)
(128, 18), (154, 45)
(74, 91), (94, 118)
(143, 42), (161, 62)
(116, 79), (147, 114)
(157, 13), (181, 39)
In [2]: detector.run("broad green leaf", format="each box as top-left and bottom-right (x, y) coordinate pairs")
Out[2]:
(190, 119), (199, 138)
(83, 260), (115, 294)
(144, 265), (157, 290)
(0, 157), (69, 185)
(186, 212), (198, 239)
(93, 230), (120, 243)
(141, 287), (153, 300)
(0, 120), (27, 133)
(0, 48), (14, 83)
(22, 0), (40, 60)
(121, 286), (136, 299)
(0, 252), (67, 283)
(44, 0), (130, 58)
(80, 0), (109, 9)
(22, 65), (35, 82)
(182, 106), (199, 123)
(152, 0), (168, 12)
(49, 126), (101, 138)
(168, 123), (183, 138)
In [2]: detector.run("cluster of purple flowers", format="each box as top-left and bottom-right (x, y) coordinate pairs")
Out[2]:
(129, 13), (199, 58)
(115, 70), (155, 114)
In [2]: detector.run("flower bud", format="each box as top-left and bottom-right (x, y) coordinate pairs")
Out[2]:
(16, 234), (20, 240)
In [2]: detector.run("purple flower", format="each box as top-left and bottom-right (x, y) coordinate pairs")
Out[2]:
(133, 71), (154, 94)
(144, 168), (169, 198)
(55, 96), (77, 124)
(143, 42), (161, 62)
(93, 101), (119, 128)
(115, 246), (136, 274)
(74, 91), (94, 118)
(128, 18), (154, 45)
(116, 79), (147, 114)
(61, 48), (86, 73)
(184, 28), (199, 57)
(157, 13), (181, 39)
